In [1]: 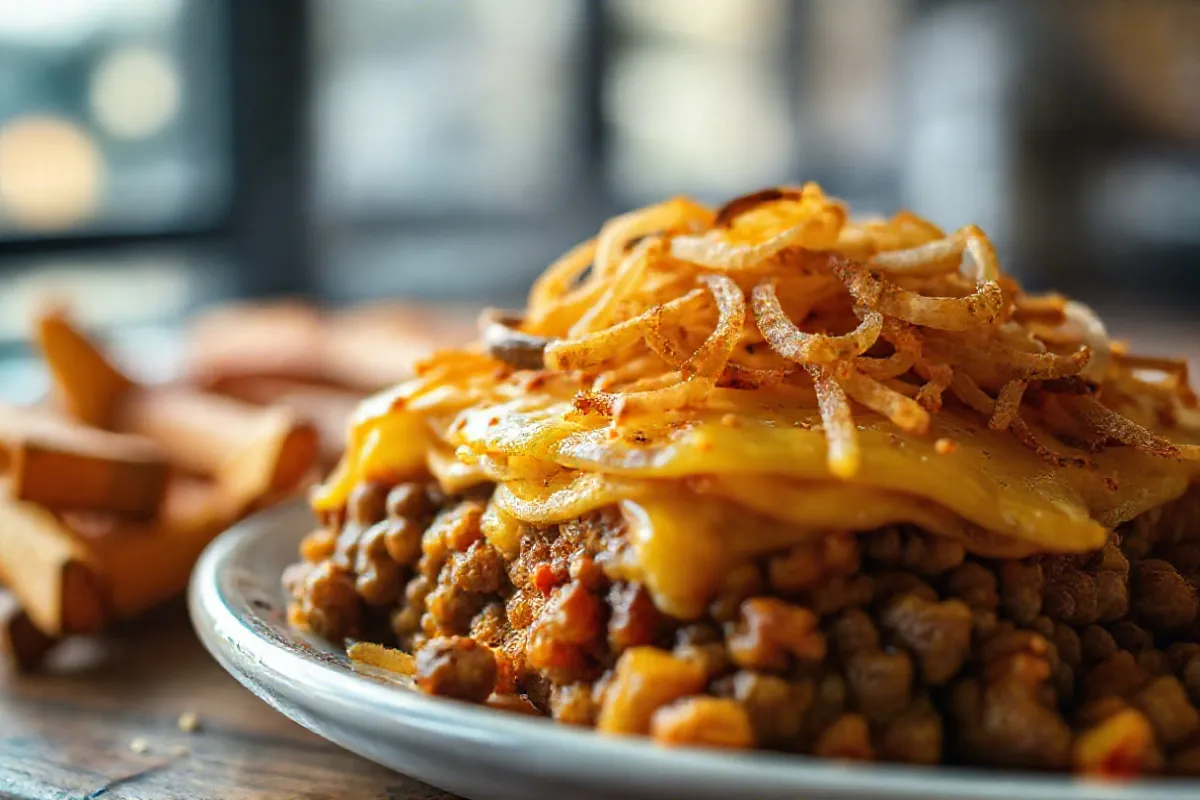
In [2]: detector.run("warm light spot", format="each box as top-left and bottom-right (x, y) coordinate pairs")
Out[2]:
(0, 115), (103, 230)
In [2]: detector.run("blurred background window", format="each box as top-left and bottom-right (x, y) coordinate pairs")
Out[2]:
(311, 0), (592, 303)
(604, 0), (795, 204)
(1, 0), (1197, 349)
(0, 0), (228, 350)
(313, 0), (582, 220)
(0, 0), (228, 239)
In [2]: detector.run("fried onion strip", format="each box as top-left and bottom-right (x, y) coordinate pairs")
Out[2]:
(571, 274), (745, 418)
(1061, 301), (1110, 383)
(947, 372), (1086, 465)
(595, 197), (713, 279)
(1065, 396), (1179, 457)
(808, 364), (859, 478)
(670, 224), (808, 271)
(840, 368), (931, 434)
(545, 289), (707, 371)
(855, 348), (917, 380)
(832, 257), (1005, 332)
(713, 187), (805, 228)
(989, 380), (1028, 432)
(752, 281), (883, 365)
(569, 237), (663, 337)
(1013, 292), (1067, 324)
(643, 324), (688, 370)
(856, 319), (921, 379)
(924, 332), (1091, 382)
(527, 237), (596, 318)
(670, 183), (846, 271)
(717, 362), (797, 390)
(591, 354), (662, 392)
(949, 370), (995, 416)
(867, 224), (999, 283)
(683, 274), (746, 376)
(670, 194), (844, 271)
(961, 225), (1001, 283)
(916, 360), (954, 412)
(868, 235), (964, 277)
(1010, 417), (1090, 468)
(1113, 352), (1197, 406)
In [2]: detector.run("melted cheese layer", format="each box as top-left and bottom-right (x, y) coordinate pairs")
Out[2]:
(448, 403), (1192, 553)
(312, 385), (1197, 618)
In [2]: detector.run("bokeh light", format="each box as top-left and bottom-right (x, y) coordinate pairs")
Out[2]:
(0, 115), (103, 231)
(90, 46), (181, 140)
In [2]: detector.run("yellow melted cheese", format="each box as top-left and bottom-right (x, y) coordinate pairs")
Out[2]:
(448, 402), (1195, 552)
(313, 386), (1197, 619)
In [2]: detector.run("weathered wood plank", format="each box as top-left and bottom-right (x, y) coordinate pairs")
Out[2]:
(0, 600), (458, 800)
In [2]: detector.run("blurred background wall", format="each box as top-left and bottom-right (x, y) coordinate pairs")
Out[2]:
(0, 0), (1197, 364)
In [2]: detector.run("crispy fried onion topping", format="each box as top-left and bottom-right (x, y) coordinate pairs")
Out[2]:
(503, 186), (1200, 476)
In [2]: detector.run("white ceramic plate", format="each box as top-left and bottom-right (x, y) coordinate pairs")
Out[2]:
(190, 500), (1200, 800)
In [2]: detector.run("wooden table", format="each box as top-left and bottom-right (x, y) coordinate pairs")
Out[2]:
(0, 601), (458, 800)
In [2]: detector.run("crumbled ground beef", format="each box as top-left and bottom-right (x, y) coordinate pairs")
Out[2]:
(846, 649), (914, 724)
(718, 670), (810, 746)
(289, 483), (1200, 775)
(607, 581), (659, 652)
(415, 635), (498, 702)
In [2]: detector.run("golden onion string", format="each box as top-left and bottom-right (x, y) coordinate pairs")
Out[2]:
(569, 237), (663, 337)
(751, 281), (884, 365)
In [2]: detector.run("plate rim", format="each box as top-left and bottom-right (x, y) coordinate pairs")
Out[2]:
(189, 499), (1200, 800)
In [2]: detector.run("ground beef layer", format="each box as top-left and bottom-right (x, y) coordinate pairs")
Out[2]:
(286, 479), (1200, 776)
